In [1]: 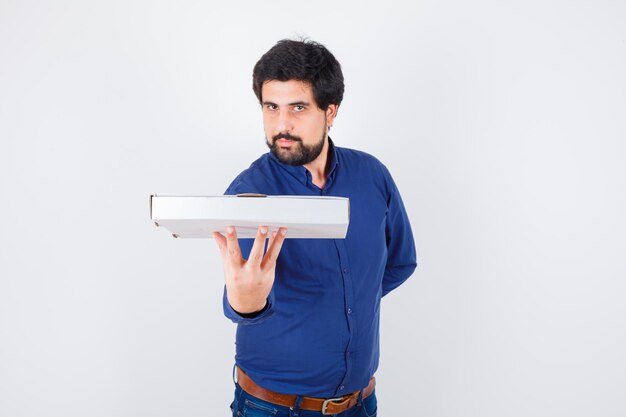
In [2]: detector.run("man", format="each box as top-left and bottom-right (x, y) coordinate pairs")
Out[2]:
(212, 39), (417, 417)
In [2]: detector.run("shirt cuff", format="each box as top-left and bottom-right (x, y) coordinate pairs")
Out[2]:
(230, 300), (270, 318)
(224, 298), (274, 324)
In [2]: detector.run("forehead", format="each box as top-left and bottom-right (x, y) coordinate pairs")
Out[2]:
(261, 79), (314, 103)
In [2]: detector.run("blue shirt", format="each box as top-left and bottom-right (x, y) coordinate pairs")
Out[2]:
(222, 138), (417, 398)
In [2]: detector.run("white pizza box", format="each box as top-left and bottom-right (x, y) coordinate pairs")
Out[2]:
(150, 193), (350, 239)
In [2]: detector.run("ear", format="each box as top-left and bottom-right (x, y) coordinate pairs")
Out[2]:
(326, 104), (339, 127)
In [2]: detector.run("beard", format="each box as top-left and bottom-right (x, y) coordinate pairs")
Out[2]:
(266, 125), (326, 166)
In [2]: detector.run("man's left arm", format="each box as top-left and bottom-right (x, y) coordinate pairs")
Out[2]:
(381, 165), (418, 297)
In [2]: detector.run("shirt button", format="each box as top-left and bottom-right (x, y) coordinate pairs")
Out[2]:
(342, 268), (349, 274)
(347, 308), (352, 315)
(339, 385), (345, 390)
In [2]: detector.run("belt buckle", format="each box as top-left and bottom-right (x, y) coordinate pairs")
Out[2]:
(321, 397), (345, 415)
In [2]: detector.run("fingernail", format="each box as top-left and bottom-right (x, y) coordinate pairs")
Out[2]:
(226, 226), (234, 234)
(260, 226), (268, 235)
(280, 228), (287, 236)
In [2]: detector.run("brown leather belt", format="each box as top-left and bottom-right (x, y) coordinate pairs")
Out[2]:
(236, 367), (376, 415)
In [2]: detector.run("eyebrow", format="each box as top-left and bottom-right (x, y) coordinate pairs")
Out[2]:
(262, 101), (310, 107)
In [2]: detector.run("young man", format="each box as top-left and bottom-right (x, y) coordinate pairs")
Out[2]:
(213, 39), (417, 417)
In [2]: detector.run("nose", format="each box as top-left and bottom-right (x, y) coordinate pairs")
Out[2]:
(276, 108), (294, 133)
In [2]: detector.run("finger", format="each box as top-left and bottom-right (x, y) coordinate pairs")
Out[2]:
(247, 226), (269, 266)
(212, 232), (227, 256)
(267, 229), (277, 250)
(262, 227), (287, 269)
(265, 229), (279, 258)
(224, 226), (242, 262)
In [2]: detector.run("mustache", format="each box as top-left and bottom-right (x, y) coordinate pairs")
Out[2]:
(272, 133), (302, 142)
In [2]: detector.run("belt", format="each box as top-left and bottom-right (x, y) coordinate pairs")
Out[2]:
(236, 367), (376, 415)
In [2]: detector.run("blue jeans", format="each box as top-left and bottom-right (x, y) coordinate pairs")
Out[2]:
(229, 382), (378, 417)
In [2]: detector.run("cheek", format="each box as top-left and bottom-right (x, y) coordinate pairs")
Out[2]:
(262, 116), (275, 134)
(301, 115), (326, 134)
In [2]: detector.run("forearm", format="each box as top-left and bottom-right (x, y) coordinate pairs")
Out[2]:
(222, 285), (275, 324)
(226, 285), (269, 314)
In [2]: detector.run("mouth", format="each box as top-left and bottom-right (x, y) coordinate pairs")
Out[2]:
(276, 138), (296, 146)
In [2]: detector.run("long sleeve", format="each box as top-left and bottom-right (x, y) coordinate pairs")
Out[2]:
(381, 166), (417, 297)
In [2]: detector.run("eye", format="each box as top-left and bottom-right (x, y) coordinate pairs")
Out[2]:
(294, 105), (305, 112)
(265, 104), (278, 111)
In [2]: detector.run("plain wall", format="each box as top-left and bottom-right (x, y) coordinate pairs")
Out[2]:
(1, 1), (625, 416)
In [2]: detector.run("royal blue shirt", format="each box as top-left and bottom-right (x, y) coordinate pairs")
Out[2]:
(222, 138), (417, 398)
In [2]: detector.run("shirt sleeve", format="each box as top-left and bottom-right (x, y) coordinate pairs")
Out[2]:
(220, 175), (276, 324)
(381, 165), (418, 297)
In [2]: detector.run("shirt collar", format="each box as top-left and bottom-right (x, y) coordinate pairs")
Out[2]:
(268, 136), (339, 187)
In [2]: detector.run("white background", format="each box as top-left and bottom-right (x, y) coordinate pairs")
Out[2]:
(1, 1), (625, 416)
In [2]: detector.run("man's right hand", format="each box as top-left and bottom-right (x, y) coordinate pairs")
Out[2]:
(212, 225), (287, 314)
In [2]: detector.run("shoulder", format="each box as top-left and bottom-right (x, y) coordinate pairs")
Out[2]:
(336, 146), (392, 179)
(224, 154), (274, 195)
(336, 146), (399, 202)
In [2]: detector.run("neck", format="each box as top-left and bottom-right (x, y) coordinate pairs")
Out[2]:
(304, 137), (330, 189)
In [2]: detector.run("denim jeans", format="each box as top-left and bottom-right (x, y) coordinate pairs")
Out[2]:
(229, 382), (378, 417)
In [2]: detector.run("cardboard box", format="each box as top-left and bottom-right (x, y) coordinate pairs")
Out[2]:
(150, 194), (350, 239)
